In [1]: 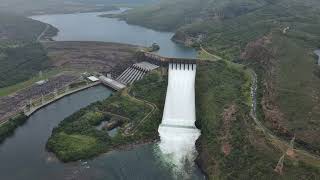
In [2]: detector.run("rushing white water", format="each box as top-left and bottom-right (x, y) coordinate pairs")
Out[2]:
(314, 49), (320, 65)
(158, 63), (201, 178)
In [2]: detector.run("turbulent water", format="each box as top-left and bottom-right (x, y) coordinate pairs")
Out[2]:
(158, 63), (201, 178)
(315, 49), (320, 65)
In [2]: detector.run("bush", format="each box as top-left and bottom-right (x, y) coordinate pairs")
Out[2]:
(0, 113), (28, 143)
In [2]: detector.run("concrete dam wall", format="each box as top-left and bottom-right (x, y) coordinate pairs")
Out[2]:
(158, 62), (200, 176)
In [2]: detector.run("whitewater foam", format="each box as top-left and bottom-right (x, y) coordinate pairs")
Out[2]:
(158, 63), (201, 177)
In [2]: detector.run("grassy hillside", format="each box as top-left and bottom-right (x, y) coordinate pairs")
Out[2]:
(120, 0), (269, 31)
(196, 60), (320, 179)
(0, 13), (50, 41)
(123, 0), (320, 158)
(0, 42), (50, 88)
(0, 0), (158, 15)
(0, 13), (54, 88)
(120, 0), (320, 177)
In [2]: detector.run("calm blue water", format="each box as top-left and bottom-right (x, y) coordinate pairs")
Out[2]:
(30, 8), (197, 58)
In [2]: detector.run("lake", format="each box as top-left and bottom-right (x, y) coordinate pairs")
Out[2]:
(31, 8), (197, 59)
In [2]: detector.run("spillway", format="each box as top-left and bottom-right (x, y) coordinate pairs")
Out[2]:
(158, 63), (201, 177)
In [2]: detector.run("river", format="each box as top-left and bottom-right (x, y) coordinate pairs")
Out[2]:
(0, 86), (112, 180)
(0, 9), (204, 180)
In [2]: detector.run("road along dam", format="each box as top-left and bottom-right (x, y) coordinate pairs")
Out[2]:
(158, 60), (201, 176)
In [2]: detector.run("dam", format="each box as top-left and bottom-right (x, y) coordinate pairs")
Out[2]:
(158, 61), (201, 175)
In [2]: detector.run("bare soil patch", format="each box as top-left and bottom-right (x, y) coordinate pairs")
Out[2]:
(43, 41), (141, 76)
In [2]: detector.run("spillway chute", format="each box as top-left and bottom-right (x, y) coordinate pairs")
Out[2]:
(157, 62), (201, 178)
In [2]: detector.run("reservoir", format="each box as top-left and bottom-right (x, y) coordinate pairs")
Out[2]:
(30, 8), (197, 59)
(0, 9), (204, 180)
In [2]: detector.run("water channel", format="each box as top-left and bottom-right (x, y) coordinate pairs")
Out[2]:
(0, 9), (204, 180)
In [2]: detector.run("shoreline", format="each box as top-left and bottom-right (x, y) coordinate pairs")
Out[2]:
(49, 135), (160, 163)
(3, 9), (205, 178)
(101, 137), (159, 158)
(23, 6), (119, 17)
(25, 82), (103, 117)
(0, 82), (103, 126)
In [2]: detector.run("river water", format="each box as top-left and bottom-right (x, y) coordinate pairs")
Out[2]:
(0, 9), (204, 180)
(0, 86), (112, 180)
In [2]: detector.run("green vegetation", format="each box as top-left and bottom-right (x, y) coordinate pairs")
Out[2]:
(69, 80), (88, 89)
(45, 58), (320, 177)
(0, 113), (28, 143)
(197, 47), (222, 61)
(123, 0), (320, 171)
(0, 69), (63, 97)
(120, 0), (267, 31)
(0, 42), (50, 88)
(265, 33), (320, 152)
(130, 71), (167, 107)
(47, 71), (167, 162)
(195, 60), (320, 179)
(0, 0), (156, 15)
(0, 12), (49, 41)
(0, 13), (58, 89)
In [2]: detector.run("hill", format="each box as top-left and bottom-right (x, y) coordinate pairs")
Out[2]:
(121, 0), (320, 178)
(0, 12), (51, 41)
(119, 0), (269, 31)
(0, 13), (57, 88)
(0, 0), (158, 15)
(43, 59), (320, 179)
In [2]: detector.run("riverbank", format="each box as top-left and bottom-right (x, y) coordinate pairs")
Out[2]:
(46, 58), (320, 179)
(0, 80), (104, 143)
(0, 73), (80, 122)
(46, 71), (166, 162)
(0, 40), (142, 121)
(0, 113), (28, 143)
(25, 81), (101, 117)
(0, 85), (113, 180)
